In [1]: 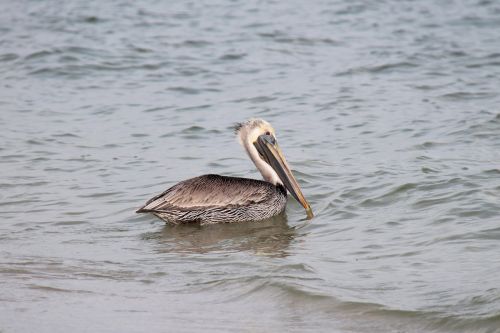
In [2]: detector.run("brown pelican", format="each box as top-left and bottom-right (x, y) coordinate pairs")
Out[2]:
(136, 119), (313, 224)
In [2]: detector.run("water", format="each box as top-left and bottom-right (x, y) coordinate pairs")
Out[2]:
(1, 0), (500, 332)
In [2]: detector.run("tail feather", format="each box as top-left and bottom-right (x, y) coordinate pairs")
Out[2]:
(136, 207), (151, 213)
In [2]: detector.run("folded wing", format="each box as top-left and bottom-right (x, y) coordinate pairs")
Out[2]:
(136, 174), (274, 212)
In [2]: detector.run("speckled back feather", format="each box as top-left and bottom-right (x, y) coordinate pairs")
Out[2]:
(137, 174), (287, 224)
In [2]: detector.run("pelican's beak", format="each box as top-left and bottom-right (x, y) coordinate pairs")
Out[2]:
(254, 134), (314, 219)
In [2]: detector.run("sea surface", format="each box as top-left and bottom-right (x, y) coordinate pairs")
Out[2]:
(1, 0), (500, 332)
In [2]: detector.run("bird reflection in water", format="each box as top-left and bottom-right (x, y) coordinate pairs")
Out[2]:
(141, 213), (305, 258)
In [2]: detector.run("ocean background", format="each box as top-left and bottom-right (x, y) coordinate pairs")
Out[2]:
(1, 0), (500, 332)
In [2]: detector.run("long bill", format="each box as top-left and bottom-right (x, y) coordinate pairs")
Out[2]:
(254, 134), (314, 219)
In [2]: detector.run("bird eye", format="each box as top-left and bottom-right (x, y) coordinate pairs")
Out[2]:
(265, 131), (271, 136)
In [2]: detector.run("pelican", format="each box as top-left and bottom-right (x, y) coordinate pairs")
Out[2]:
(136, 119), (313, 224)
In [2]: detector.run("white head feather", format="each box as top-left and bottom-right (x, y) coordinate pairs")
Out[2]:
(234, 119), (282, 186)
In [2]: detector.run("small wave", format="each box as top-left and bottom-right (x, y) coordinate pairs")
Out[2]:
(0, 181), (48, 188)
(0, 199), (41, 207)
(440, 91), (495, 100)
(178, 40), (212, 47)
(412, 141), (448, 150)
(144, 105), (175, 113)
(359, 183), (418, 208)
(0, 53), (19, 62)
(181, 125), (205, 133)
(336, 62), (418, 76)
(412, 189), (479, 209)
(78, 16), (102, 24)
(219, 53), (247, 61)
(52, 133), (80, 138)
(131, 133), (149, 138)
(258, 31), (339, 46)
(28, 61), (171, 77)
(77, 192), (122, 198)
(24, 49), (61, 60)
(231, 95), (277, 103)
(28, 284), (94, 294)
(167, 86), (201, 95)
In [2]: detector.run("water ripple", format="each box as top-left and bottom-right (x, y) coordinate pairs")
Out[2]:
(1, 0), (500, 332)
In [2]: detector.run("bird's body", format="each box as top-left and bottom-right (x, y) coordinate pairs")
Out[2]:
(137, 174), (287, 224)
(137, 119), (312, 224)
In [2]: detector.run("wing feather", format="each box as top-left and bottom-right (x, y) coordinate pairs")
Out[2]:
(137, 174), (274, 212)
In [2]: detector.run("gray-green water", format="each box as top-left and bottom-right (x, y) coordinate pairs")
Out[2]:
(1, 0), (500, 332)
